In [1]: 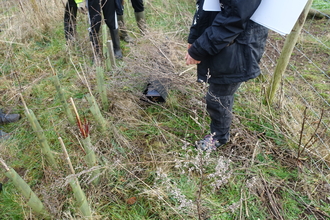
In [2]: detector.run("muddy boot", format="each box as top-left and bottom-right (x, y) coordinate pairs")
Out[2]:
(109, 28), (123, 59)
(134, 11), (146, 34)
(117, 15), (134, 43)
(0, 110), (20, 125)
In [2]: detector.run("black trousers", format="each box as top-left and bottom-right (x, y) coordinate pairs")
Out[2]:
(206, 82), (241, 144)
(87, 0), (117, 53)
(116, 0), (144, 15)
(88, 0), (117, 32)
(130, 0), (144, 12)
(64, 0), (78, 40)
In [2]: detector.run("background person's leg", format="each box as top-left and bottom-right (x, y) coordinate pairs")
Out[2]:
(131, 0), (146, 33)
(131, 0), (144, 12)
(102, 0), (123, 59)
(87, 0), (102, 56)
(64, 0), (78, 42)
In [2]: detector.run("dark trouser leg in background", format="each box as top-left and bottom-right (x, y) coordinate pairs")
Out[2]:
(102, 0), (123, 59)
(206, 82), (241, 145)
(88, 0), (122, 59)
(131, 0), (144, 12)
(131, 0), (146, 33)
(87, 0), (102, 57)
(64, 0), (78, 42)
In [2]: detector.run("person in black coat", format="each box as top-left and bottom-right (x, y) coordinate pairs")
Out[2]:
(186, 0), (268, 150)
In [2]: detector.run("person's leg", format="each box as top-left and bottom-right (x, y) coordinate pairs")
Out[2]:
(117, 14), (134, 43)
(206, 82), (242, 145)
(101, 0), (116, 30)
(87, 0), (102, 56)
(131, 0), (144, 12)
(116, 0), (133, 43)
(102, 0), (123, 59)
(64, 0), (78, 42)
(131, 0), (146, 33)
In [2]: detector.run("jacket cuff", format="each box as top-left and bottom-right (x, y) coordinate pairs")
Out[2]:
(188, 45), (204, 61)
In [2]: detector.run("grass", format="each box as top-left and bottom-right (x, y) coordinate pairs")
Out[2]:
(313, 0), (330, 9)
(0, 0), (330, 219)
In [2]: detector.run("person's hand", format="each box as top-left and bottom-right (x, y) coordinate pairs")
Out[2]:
(185, 44), (201, 65)
(185, 52), (201, 65)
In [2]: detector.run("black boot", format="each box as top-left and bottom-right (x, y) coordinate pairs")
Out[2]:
(109, 28), (123, 59)
(0, 110), (20, 125)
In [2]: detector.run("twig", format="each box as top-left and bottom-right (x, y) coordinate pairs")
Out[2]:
(300, 109), (324, 156)
(80, 63), (93, 95)
(90, 41), (101, 67)
(297, 107), (308, 159)
(251, 140), (259, 167)
(244, 190), (249, 218)
(58, 137), (75, 175)
(0, 158), (10, 171)
(178, 66), (195, 76)
(70, 97), (88, 138)
(13, 71), (23, 92)
(260, 173), (284, 220)
(47, 57), (56, 76)
(70, 58), (86, 86)
(297, 108), (324, 159)
(19, 93), (28, 111)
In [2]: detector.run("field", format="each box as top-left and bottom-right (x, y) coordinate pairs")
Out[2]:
(0, 0), (329, 219)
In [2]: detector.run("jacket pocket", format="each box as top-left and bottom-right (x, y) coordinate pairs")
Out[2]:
(209, 43), (246, 76)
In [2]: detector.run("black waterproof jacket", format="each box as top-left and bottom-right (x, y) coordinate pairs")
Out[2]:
(188, 0), (269, 84)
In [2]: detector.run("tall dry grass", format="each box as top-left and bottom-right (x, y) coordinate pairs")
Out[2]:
(1, 0), (64, 42)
